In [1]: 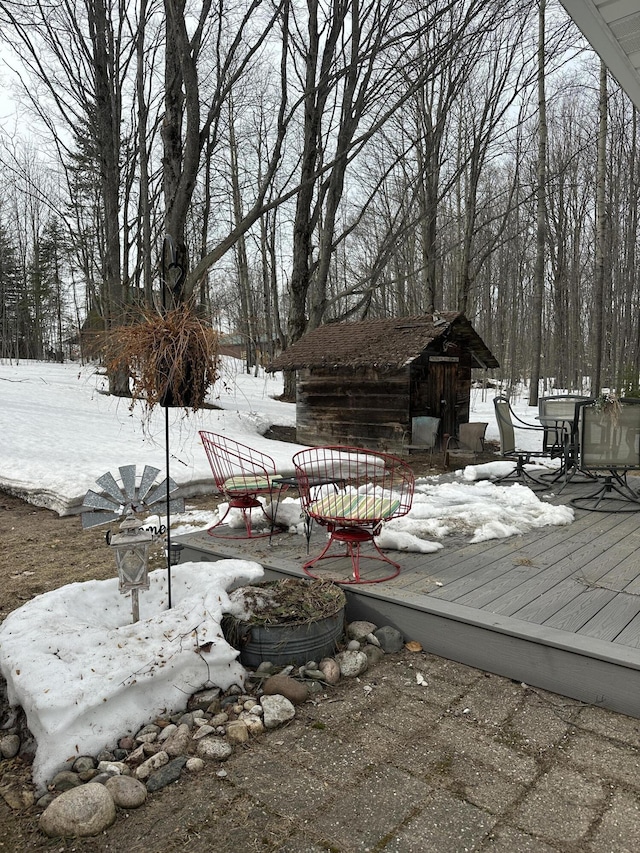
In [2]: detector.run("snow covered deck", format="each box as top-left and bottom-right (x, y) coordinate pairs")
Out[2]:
(178, 480), (640, 719)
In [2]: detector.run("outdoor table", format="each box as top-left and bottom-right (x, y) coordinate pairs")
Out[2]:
(270, 475), (344, 549)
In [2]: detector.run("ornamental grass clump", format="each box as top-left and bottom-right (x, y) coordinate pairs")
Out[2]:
(228, 578), (347, 627)
(106, 305), (219, 413)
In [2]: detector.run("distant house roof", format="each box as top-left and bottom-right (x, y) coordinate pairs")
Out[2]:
(266, 313), (499, 372)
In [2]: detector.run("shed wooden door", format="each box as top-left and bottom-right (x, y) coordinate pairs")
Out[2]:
(426, 357), (458, 437)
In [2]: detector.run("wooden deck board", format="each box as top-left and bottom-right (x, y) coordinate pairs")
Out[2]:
(543, 587), (619, 632)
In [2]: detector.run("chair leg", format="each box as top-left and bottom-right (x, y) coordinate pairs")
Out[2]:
(207, 496), (275, 539)
(570, 474), (640, 513)
(303, 527), (401, 584)
(493, 455), (550, 492)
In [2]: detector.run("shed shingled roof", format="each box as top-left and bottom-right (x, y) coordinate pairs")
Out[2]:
(266, 313), (499, 372)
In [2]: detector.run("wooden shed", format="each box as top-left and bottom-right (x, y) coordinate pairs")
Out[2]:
(266, 313), (499, 454)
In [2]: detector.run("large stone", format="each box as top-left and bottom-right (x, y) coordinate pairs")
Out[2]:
(260, 694), (296, 729)
(105, 775), (148, 808)
(38, 784), (116, 838)
(373, 625), (404, 653)
(262, 674), (309, 705)
(335, 649), (368, 678)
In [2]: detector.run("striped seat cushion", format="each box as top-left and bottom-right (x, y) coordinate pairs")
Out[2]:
(223, 475), (271, 493)
(309, 492), (400, 521)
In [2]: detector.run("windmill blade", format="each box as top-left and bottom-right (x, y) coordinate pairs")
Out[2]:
(95, 471), (126, 505)
(82, 489), (122, 513)
(145, 477), (180, 508)
(166, 497), (186, 515)
(138, 465), (161, 502)
(118, 465), (137, 502)
(81, 510), (121, 529)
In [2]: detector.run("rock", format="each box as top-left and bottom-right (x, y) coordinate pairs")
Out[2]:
(347, 620), (377, 641)
(185, 757), (205, 772)
(373, 625), (404, 653)
(260, 694), (296, 729)
(162, 723), (191, 758)
(118, 736), (135, 751)
(135, 724), (160, 743)
(158, 723), (178, 743)
(97, 760), (129, 777)
(39, 784), (116, 838)
(226, 720), (250, 744)
(262, 674), (309, 705)
(335, 649), (368, 678)
(240, 715), (265, 736)
(0, 734), (20, 759)
(134, 751), (169, 781)
(196, 737), (233, 761)
(146, 757), (188, 793)
(346, 639), (361, 651)
(0, 783), (34, 811)
(188, 687), (222, 711)
(192, 724), (215, 740)
(72, 756), (97, 775)
(209, 711), (230, 727)
(51, 770), (82, 791)
(362, 643), (385, 667)
(319, 658), (341, 685)
(105, 775), (147, 808)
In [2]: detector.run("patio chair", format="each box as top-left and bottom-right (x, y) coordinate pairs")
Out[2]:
(293, 446), (415, 584)
(402, 416), (441, 465)
(493, 396), (558, 490)
(443, 422), (488, 466)
(199, 431), (280, 538)
(570, 399), (640, 512)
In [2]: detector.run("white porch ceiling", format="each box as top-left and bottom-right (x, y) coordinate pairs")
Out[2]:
(560, 0), (640, 111)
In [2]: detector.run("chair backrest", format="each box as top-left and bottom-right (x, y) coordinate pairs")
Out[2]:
(411, 416), (440, 449)
(292, 445), (415, 525)
(458, 422), (488, 453)
(199, 431), (277, 492)
(538, 396), (593, 452)
(493, 396), (516, 455)
(578, 400), (640, 471)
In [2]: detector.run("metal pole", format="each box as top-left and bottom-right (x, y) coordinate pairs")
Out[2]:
(161, 235), (176, 609)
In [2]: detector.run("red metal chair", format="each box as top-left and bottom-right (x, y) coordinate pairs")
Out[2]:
(293, 446), (415, 584)
(199, 431), (279, 538)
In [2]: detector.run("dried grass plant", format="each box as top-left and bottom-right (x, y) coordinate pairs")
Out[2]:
(106, 305), (219, 413)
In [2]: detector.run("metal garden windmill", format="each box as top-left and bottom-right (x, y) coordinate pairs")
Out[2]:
(81, 465), (185, 618)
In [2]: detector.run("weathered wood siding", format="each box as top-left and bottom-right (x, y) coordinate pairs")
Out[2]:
(293, 343), (474, 452)
(295, 365), (411, 452)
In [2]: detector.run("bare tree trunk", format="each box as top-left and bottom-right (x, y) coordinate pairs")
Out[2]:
(529, 0), (546, 407)
(593, 61), (607, 396)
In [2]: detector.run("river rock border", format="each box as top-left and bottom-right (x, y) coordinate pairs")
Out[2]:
(0, 620), (407, 839)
